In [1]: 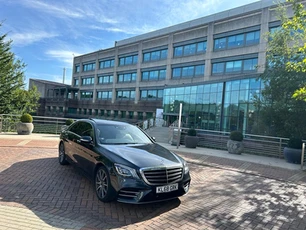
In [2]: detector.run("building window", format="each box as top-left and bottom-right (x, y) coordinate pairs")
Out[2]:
(142, 69), (166, 81)
(172, 64), (204, 79)
(98, 75), (113, 84)
(119, 55), (138, 66)
(81, 77), (94, 85)
(143, 49), (168, 62)
(97, 91), (112, 100)
(88, 109), (92, 115)
(59, 107), (63, 112)
(75, 65), (80, 73)
(174, 41), (207, 57)
(245, 31), (260, 45)
(47, 106), (51, 112)
(80, 91), (93, 99)
(118, 72), (137, 83)
(212, 58), (258, 75)
(106, 110), (111, 117)
(140, 89), (163, 100)
(138, 112), (143, 120)
(214, 30), (260, 51)
(99, 59), (115, 69)
(100, 110), (105, 116)
(128, 111), (134, 119)
(74, 78), (79, 86)
(117, 90), (135, 100)
(95, 109), (98, 116)
(121, 111), (126, 118)
(68, 107), (77, 114)
(83, 62), (96, 72)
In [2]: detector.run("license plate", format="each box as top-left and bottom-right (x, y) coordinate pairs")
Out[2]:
(156, 183), (178, 193)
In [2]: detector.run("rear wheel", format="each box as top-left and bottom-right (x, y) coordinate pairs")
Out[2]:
(58, 142), (69, 165)
(95, 166), (116, 202)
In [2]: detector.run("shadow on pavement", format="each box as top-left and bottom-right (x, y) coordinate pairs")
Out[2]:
(0, 157), (180, 229)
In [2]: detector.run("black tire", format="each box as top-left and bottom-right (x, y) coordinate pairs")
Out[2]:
(95, 166), (116, 202)
(59, 142), (69, 165)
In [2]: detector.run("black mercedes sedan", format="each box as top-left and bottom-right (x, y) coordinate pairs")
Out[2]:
(59, 119), (191, 204)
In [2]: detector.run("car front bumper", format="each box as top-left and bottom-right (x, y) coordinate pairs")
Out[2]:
(110, 172), (191, 204)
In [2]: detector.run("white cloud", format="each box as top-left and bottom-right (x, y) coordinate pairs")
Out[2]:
(45, 50), (81, 66)
(10, 31), (59, 46)
(20, 0), (85, 19)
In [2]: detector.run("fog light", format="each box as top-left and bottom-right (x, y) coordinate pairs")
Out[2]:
(184, 183), (190, 193)
(137, 191), (144, 201)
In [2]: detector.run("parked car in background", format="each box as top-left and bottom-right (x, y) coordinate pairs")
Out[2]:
(59, 118), (191, 203)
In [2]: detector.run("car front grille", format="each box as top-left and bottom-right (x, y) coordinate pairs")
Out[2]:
(140, 167), (183, 185)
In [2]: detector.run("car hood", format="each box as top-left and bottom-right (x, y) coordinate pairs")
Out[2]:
(102, 143), (182, 168)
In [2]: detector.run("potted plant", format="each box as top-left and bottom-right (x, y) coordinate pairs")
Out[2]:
(283, 137), (303, 164)
(16, 113), (34, 135)
(227, 130), (244, 154)
(184, 128), (199, 148)
(61, 118), (74, 132)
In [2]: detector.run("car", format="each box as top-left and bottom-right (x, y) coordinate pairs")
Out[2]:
(59, 118), (191, 204)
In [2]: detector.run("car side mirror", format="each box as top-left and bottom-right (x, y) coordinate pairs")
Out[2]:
(80, 136), (93, 144)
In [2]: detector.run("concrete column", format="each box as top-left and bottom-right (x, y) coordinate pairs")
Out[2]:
(205, 22), (214, 81)
(258, 8), (270, 73)
(135, 42), (142, 104)
(166, 34), (174, 83)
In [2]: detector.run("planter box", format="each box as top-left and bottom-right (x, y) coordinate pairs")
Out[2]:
(16, 122), (34, 135)
(184, 136), (199, 148)
(283, 147), (302, 164)
(227, 140), (244, 154)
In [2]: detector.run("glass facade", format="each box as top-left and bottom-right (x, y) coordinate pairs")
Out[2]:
(163, 78), (263, 133)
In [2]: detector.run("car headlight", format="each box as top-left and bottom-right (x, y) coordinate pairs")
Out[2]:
(114, 163), (139, 179)
(183, 160), (189, 174)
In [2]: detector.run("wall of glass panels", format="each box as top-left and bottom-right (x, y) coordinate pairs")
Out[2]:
(163, 83), (223, 129)
(163, 78), (263, 133)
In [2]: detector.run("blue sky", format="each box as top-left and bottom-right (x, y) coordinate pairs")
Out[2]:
(1, 0), (259, 86)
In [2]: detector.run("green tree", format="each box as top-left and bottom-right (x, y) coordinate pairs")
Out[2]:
(282, 0), (306, 101)
(0, 23), (39, 114)
(257, 0), (306, 138)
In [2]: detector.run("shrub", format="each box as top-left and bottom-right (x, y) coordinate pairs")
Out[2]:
(187, 129), (197, 136)
(229, 130), (243, 141)
(65, 119), (74, 126)
(287, 137), (303, 149)
(20, 113), (33, 123)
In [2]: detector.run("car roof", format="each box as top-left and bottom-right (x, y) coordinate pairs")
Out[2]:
(79, 118), (131, 126)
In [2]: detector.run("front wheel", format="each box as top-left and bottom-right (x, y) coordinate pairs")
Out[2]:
(58, 142), (69, 165)
(95, 166), (116, 202)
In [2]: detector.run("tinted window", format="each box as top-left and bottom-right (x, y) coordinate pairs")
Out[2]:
(69, 121), (94, 138)
(97, 124), (152, 144)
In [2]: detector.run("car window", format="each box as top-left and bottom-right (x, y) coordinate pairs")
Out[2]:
(69, 121), (94, 138)
(97, 124), (152, 144)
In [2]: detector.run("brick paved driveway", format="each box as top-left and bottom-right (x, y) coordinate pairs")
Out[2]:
(1, 146), (306, 230)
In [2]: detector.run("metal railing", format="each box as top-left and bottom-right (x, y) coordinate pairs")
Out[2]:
(0, 114), (156, 135)
(0, 114), (73, 135)
(170, 126), (306, 160)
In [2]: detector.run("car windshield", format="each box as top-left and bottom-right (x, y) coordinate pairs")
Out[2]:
(97, 124), (152, 145)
